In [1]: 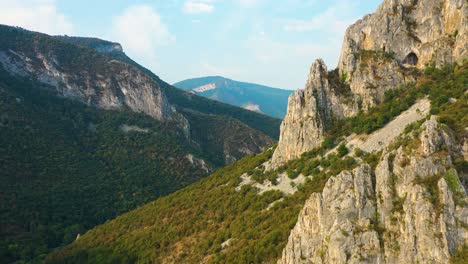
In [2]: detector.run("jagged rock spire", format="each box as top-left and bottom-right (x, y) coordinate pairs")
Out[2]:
(270, 59), (332, 166)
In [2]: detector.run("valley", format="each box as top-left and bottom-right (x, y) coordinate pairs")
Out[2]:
(0, 26), (278, 262)
(0, 0), (467, 263)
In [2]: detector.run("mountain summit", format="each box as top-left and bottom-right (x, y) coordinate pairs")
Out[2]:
(271, 0), (467, 166)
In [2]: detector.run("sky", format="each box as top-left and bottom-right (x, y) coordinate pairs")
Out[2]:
(0, 0), (382, 90)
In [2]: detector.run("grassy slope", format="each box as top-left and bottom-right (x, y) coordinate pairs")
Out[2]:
(46, 63), (467, 263)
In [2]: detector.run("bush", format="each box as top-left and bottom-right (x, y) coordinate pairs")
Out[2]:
(321, 136), (336, 149)
(287, 168), (299, 179)
(337, 144), (349, 157)
(354, 148), (364, 157)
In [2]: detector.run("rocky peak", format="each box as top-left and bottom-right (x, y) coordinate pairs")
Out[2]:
(270, 58), (360, 167)
(271, 0), (466, 167)
(270, 60), (331, 166)
(339, 0), (467, 70)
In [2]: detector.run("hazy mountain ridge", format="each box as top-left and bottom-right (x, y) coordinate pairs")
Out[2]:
(174, 76), (293, 119)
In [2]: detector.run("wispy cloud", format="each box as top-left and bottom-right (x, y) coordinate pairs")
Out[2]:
(237, 0), (263, 8)
(183, 1), (214, 14)
(244, 32), (338, 65)
(197, 62), (242, 77)
(111, 5), (175, 65)
(283, 1), (360, 34)
(0, 0), (74, 35)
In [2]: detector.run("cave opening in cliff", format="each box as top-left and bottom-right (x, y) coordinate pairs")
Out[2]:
(403, 52), (419, 65)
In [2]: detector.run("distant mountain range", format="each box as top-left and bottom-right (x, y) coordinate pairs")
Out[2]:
(174, 76), (293, 119)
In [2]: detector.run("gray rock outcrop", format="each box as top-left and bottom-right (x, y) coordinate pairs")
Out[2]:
(0, 47), (173, 122)
(271, 0), (467, 167)
(339, 0), (467, 108)
(281, 164), (380, 264)
(271, 60), (358, 165)
(280, 117), (467, 263)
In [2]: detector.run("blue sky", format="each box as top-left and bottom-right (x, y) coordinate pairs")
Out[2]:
(1, 0), (381, 89)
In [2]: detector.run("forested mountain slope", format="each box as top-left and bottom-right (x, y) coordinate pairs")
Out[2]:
(0, 25), (278, 262)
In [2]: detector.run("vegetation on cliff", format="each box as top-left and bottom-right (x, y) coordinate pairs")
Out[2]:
(45, 62), (467, 263)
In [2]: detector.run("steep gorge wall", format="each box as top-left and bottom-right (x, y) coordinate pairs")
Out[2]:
(281, 117), (467, 264)
(339, 0), (467, 109)
(271, 0), (467, 166)
(0, 47), (174, 122)
(275, 0), (467, 262)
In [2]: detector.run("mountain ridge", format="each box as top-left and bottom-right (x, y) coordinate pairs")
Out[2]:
(174, 76), (293, 119)
(44, 62), (467, 263)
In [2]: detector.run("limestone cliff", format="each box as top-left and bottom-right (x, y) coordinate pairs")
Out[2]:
(275, 2), (467, 260)
(0, 46), (173, 122)
(339, 0), (467, 108)
(271, 0), (467, 167)
(280, 117), (467, 263)
(271, 60), (358, 165)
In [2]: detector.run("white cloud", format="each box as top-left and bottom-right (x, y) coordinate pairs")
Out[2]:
(0, 0), (74, 35)
(111, 5), (175, 59)
(245, 32), (337, 65)
(183, 1), (214, 14)
(237, 0), (262, 7)
(284, 7), (354, 34)
(284, 0), (360, 34)
(197, 62), (241, 77)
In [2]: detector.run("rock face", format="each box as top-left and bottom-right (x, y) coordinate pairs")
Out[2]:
(271, 60), (358, 165)
(271, 0), (467, 167)
(280, 117), (467, 263)
(276, 2), (467, 260)
(0, 48), (173, 122)
(94, 42), (123, 54)
(339, 0), (467, 108)
(281, 164), (380, 264)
